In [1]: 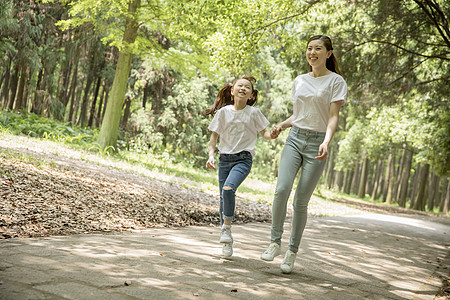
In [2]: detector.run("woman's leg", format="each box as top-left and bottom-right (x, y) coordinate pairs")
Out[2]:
(270, 133), (303, 246)
(288, 134), (326, 253)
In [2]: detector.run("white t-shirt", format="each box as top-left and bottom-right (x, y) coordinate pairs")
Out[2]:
(291, 72), (347, 132)
(208, 105), (270, 157)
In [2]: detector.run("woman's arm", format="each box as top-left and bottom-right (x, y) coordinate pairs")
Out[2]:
(271, 115), (294, 138)
(206, 132), (219, 169)
(315, 100), (344, 161)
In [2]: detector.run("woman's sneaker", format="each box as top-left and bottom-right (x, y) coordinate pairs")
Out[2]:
(222, 243), (233, 257)
(280, 250), (297, 274)
(219, 225), (233, 243)
(261, 242), (281, 261)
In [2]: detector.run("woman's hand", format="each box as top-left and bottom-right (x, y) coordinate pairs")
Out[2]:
(206, 156), (215, 169)
(270, 125), (282, 139)
(315, 143), (328, 161)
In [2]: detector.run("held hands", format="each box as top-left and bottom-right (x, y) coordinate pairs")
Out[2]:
(270, 125), (283, 139)
(206, 156), (215, 170)
(315, 143), (328, 161)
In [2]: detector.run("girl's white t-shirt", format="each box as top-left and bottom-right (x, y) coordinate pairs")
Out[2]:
(208, 105), (270, 157)
(291, 72), (347, 132)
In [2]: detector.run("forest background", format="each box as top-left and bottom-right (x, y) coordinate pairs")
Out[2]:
(0, 0), (449, 214)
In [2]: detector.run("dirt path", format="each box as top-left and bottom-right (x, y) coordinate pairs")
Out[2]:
(1, 134), (449, 299)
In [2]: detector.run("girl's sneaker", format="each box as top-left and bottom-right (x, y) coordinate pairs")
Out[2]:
(222, 243), (233, 257)
(280, 250), (297, 274)
(261, 242), (281, 261)
(219, 225), (233, 243)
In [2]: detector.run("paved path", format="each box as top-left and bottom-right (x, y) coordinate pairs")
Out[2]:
(1, 213), (449, 300)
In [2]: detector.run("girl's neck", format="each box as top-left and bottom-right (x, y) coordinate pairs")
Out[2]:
(233, 101), (247, 111)
(310, 66), (332, 78)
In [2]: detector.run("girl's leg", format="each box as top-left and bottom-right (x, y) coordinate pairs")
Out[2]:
(288, 134), (326, 253)
(218, 160), (231, 226)
(221, 153), (253, 223)
(270, 133), (303, 246)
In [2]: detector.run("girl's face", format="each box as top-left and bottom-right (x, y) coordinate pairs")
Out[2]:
(306, 39), (332, 68)
(231, 79), (253, 101)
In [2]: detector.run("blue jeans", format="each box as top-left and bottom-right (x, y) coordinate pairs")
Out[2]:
(218, 151), (253, 225)
(271, 127), (326, 252)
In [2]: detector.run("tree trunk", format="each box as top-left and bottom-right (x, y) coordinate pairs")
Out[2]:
(7, 64), (19, 110)
(371, 160), (384, 201)
(66, 57), (79, 123)
(78, 42), (97, 127)
(342, 170), (351, 193)
(386, 153), (396, 205)
(326, 148), (335, 189)
(142, 83), (151, 108)
(13, 64), (28, 110)
(1, 58), (12, 108)
(121, 96), (132, 129)
(96, 80), (107, 127)
(398, 148), (413, 207)
(440, 178), (449, 212)
(100, 83), (110, 126)
(413, 163), (430, 211)
(333, 171), (344, 191)
(383, 154), (393, 202)
(88, 76), (102, 127)
(409, 164), (421, 209)
(31, 68), (44, 114)
(351, 163), (360, 195)
(442, 179), (449, 215)
(98, 0), (140, 149)
(427, 173), (438, 210)
(358, 154), (370, 198)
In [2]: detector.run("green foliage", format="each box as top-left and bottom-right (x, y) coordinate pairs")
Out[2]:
(126, 75), (214, 167)
(0, 110), (98, 147)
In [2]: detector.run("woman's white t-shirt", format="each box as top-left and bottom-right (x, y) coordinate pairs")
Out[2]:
(208, 105), (270, 157)
(291, 72), (347, 132)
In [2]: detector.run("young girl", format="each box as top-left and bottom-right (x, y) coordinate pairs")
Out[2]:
(261, 35), (347, 273)
(205, 76), (274, 257)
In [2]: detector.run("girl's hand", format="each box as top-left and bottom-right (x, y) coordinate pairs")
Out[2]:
(270, 126), (282, 139)
(206, 157), (215, 169)
(315, 143), (328, 161)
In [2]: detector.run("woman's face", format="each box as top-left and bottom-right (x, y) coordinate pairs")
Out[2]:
(306, 39), (332, 68)
(231, 79), (253, 101)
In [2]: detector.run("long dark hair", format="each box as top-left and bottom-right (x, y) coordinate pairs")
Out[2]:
(307, 35), (343, 76)
(204, 76), (258, 116)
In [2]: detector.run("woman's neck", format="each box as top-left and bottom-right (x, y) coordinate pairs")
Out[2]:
(310, 66), (331, 78)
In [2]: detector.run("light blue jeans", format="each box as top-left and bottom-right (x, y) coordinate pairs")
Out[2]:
(218, 151), (253, 225)
(270, 127), (326, 253)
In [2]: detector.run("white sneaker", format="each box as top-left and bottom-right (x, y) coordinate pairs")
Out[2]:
(222, 243), (233, 257)
(261, 242), (281, 261)
(219, 225), (233, 243)
(280, 250), (297, 274)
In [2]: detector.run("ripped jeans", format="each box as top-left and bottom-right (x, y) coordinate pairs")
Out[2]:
(218, 151), (253, 225)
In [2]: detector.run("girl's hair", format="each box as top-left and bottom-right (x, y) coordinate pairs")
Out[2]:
(307, 35), (343, 76)
(204, 76), (258, 116)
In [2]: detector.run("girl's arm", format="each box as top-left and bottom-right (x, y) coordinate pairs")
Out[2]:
(206, 132), (219, 169)
(271, 115), (294, 138)
(259, 128), (273, 140)
(315, 100), (344, 161)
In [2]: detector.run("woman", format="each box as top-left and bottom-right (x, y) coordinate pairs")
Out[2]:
(261, 35), (347, 273)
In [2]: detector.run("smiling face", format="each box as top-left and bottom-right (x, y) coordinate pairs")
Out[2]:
(231, 78), (253, 102)
(306, 39), (332, 69)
